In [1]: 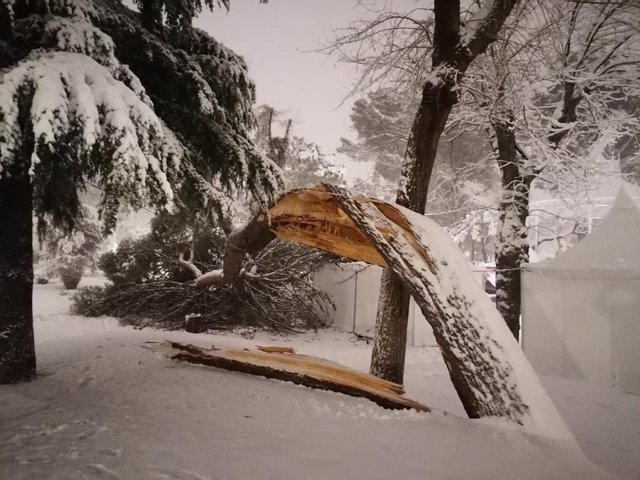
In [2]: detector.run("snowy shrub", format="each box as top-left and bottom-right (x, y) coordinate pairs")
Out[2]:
(59, 259), (86, 290)
(37, 206), (103, 289)
(71, 286), (110, 316)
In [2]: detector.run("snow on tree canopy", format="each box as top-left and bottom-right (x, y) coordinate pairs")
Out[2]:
(0, 51), (181, 218)
(0, 0), (283, 229)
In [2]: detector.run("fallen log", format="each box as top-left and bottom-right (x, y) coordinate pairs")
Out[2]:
(160, 341), (429, 412)
(256, 345), (296, 354)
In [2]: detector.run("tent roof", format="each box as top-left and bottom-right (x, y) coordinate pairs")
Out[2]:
(526, 184), (640, 279)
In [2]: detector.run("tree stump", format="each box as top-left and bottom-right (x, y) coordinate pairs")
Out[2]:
(184, 314), (203, 333)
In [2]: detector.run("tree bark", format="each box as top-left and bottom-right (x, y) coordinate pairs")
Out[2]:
(140, 0), (163, 32)
(0, 173), (36, 383)
(370, 0), (517, 384)
(491, 68), (583, 339)
(370, 38), (457, 385)
(493, 120), (532, 340)
(369, 270), (411, 381)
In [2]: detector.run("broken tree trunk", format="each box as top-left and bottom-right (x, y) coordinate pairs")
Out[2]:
(321, 184), (572, 438)
(196, 184), (573, 438)
(160, 341), (429, 412)
(195, 213), (275, 287)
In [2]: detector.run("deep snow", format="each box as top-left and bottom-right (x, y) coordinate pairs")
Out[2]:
(1, 279), (639, 479)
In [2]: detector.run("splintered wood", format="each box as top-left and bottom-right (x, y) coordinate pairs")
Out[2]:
(160, 341), (430, 412)
(268, 188), (392, 267)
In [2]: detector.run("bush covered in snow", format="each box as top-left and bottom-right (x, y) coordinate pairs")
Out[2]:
(37, 206), (103, 289)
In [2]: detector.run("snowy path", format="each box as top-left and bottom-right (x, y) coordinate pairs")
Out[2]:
(1, 282), (638, 479)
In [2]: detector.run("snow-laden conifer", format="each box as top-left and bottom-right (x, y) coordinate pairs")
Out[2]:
(0, 0), (281, 383)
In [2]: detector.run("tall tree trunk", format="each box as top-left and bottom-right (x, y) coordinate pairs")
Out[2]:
(0, 173), (35, 383)
(370, 80), (454, 383)
(140, 0), (163, 32)
(370, 270), (411, 381)
(369, 0), (518, 383)
(493, 120), (532, 340)
(490, 70), (582, 340)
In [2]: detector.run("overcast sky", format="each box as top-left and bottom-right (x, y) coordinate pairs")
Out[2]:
(195, 1), (362, 155)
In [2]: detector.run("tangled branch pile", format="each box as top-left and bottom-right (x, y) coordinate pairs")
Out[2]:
(73, 213), (337, 332)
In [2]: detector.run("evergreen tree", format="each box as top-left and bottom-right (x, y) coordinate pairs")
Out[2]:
(0, 0), (280, 383)
(339, 88), (496, 230)
(253, 104), (345, 190)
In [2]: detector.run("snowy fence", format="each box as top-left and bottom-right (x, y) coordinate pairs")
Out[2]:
(312, 264), (436, 346)
(314, 263), (490, 347)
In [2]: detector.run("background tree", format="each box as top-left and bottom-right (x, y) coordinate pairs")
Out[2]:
(38, 205), (103, 289)
(254, 104), (346, 190)
(456, 0), (640, 338)
(0, 0), (280, 383)
(330, 0), (517, 383)
(136, 0), (267, 33)
(339, 87), (497, 246)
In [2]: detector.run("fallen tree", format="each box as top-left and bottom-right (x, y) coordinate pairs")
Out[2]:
(157, 341), (429, 412)
(194, 184), (575, 440)
(73, 212), (337, 332)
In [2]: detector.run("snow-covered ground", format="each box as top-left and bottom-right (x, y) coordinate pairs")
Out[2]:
(1, 279), (639, 479)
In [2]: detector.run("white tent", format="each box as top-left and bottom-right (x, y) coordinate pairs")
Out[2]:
(522, 185), (640, 394)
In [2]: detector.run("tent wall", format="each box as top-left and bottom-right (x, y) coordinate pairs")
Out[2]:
(613, 280), (640, 394)
(313, 264), (438, 347)
(522, 271), (640, 395)
(521, 273), (567, 378)
(312, 265), (357, 332)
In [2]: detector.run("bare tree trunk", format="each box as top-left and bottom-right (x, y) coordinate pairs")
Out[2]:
(370, 270), (411, 381)
(0, 173), (35, 384)
(370, 81), (453, 383)
(140, 0), (163, 31)
(491, 65), (582, 339)
(493, 120), (532, 340)
(370, 0), (517, 384)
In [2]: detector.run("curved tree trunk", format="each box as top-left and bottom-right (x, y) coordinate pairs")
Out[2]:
(0, 173), (36, 383)
(199, 184), (575, 436)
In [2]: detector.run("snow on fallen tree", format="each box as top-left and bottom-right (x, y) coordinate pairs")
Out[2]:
(195, 184), (575, 441)
(157, 341), (430, 412)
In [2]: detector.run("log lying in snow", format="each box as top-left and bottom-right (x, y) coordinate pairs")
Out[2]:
(159, 341), (430, 412)
(256, 345), (296, 354)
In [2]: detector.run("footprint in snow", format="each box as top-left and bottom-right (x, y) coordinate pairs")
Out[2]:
(150, 466), (210, 480)
(86, 463), (120, 478)
(78, 376), (96, 388)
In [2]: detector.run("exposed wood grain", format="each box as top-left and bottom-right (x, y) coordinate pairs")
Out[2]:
(161, 341), (427, 412)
